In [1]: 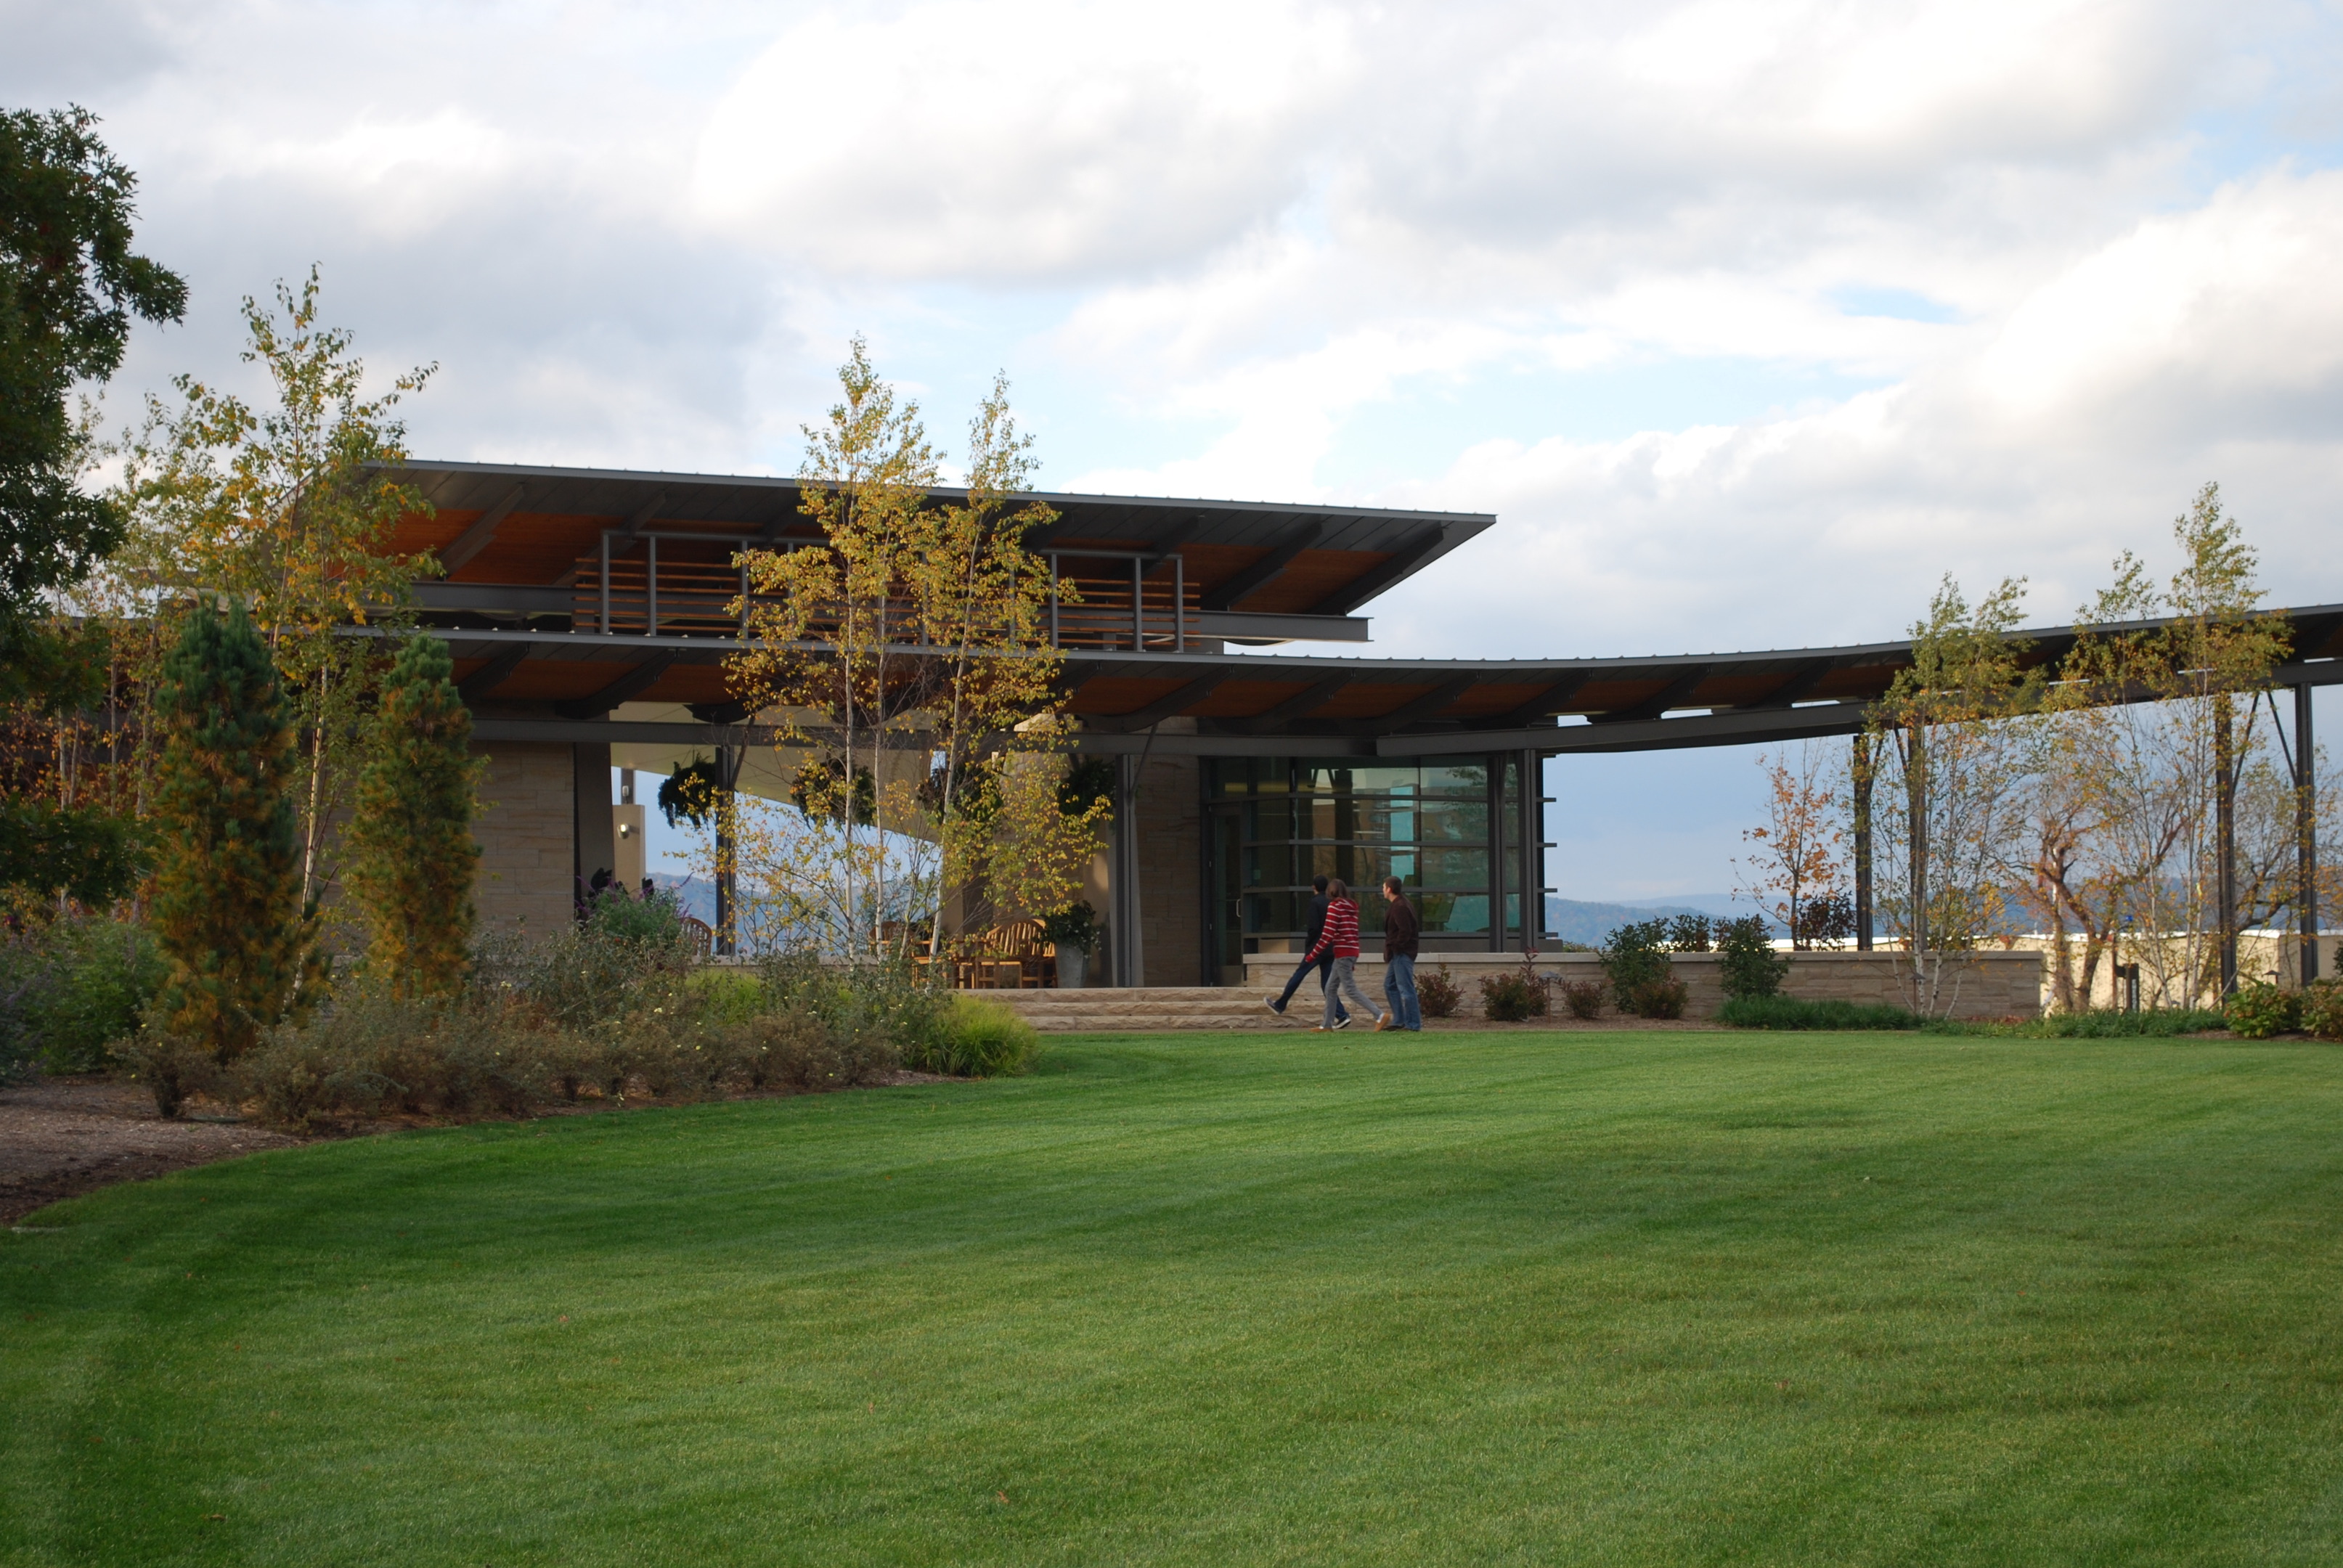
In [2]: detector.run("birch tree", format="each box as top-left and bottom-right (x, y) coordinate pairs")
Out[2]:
(115, 268), (436, 912)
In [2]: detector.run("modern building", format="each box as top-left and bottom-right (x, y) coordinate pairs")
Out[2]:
(380, 459), (2343, 985)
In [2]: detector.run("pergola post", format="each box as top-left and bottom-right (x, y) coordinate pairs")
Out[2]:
(2299, 680), (2320, 984)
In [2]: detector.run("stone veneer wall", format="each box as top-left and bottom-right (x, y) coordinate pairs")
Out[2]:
(470, 740), (575, 938)
(1130, 748), (1202, 987)
(1242, 949), (2045, 1021)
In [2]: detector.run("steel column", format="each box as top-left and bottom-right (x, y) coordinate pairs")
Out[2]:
(2217, 693), (2238, 994)
(1852, 731), (1874, 950)
(2299, 679), (2320, 983)
(1112, 753), (1143, 985)
(1517, 748), (1542, 950)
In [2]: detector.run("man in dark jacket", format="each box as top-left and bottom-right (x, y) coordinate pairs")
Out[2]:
(1265, 874), (1348, 1023)
(1381, 875), (1422, 1031)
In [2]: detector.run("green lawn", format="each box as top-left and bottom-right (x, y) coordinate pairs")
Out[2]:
(7, 1031), (2343, 1567)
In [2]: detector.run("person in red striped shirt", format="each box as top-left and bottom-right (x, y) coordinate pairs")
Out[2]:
(1300, 877), (1388, 1032)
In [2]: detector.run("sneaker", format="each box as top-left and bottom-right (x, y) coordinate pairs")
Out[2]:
(1374, 1016), (1395, 1032)
(1332, 1016), (1352, 1030)
(1264, 996), (1287, 1016)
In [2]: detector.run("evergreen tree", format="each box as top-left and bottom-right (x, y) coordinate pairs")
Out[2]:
(148, 600), (312, 1066)
(344, 634), (480, 997)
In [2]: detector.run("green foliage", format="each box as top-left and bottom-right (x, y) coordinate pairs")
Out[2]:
(1716, 914), (1791, 1001)
(1666, 915), (1712, 952)
(1416, 965), (1462, 1018)
(659, 756), (722, 829)
(1038, 899), (1099, 955)
(1719, 996), (1920, 1031)
(1922, 1008), (2228, 1039)
(1598, 919), (1673, 1011)
(146, 601), (316, 1087)
(0, 915), (162, 1077)
(2, 921), (160, 1082)
(584, 884), (688, 944)
(0, 105), (185, 624)
(343, 634), (481, 997)
(2302, 980), (2343, 1043)
(1557, 978), (1604, 1019)
(2225, 981), (2302, 1040)
(920, 996), (1040, 1077)
(1059, 756), (1115, 816)
(0, 796), (144, 906)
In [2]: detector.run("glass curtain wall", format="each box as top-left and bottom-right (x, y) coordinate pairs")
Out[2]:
(1207, 756), (1531, 978)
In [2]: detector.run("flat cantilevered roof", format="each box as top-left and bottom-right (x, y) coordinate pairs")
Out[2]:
(366, 460), (2343, 756)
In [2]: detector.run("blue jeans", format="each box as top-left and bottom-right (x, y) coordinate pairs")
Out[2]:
(1383, 953), (1422, 1031)
(1277, 953), (1345, 1021)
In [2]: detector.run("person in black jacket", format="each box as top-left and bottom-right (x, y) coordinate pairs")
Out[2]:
(1381, 875), (1422, 1031)
(1264, 874), (1348, 1023)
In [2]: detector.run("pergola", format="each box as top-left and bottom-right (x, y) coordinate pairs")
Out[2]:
(377, 458), (2342, 985)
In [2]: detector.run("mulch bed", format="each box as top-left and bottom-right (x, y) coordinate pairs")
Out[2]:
(0, 1078), (306, 1226)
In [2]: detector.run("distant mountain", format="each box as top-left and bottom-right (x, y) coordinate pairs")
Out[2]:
(648, 873), (717, 926)
(1544, 894), (1783, 947)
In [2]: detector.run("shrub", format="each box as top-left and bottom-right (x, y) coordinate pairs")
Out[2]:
(1598, 920), (1672, 1012)
(113, 1033), (219, 1119)
(2302, 979), (2343, 1042)
(480, 919), (695, 1032)
(1666, 915), (1711, 952)
(1479, 971), (1542, 1023)
(0, 915), (163, 1079)
(2225, 981), (2302, 1040)
(1719, 996), (1918, 1031)
(1417, 965), (1461, 1018)
(914, 997), (1039, 1077)
(1554, 979), (1602, 1019)
(240, 987), (550, 1128)
(585, 885), (687, 944)
(1623, 976), (1690, 1019)
(1716, 915), (1790, 1001)
(1924, 1008), (2226, 1039)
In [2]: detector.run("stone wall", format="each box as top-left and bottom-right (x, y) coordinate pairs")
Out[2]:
(1132, 749), (1202, 987)
(470, 740), (576, 938)
(1242, 949), (2045, 1021)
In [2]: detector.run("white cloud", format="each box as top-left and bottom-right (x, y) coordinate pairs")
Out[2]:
(690, 0), (1358, 280)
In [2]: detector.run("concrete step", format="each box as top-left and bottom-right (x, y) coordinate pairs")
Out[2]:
(981, 986), (1334, 1032)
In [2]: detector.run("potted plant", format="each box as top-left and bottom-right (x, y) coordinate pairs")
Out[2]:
(1040, 902), (1101, 988)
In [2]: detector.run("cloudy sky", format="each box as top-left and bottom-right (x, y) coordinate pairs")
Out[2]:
(12, 0), (2342, 899)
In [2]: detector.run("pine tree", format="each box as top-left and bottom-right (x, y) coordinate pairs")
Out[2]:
(148, 600), (313, 1066)
(343, 634), (481, 997)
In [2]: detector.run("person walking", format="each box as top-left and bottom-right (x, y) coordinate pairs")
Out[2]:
(1265, 874), (1348, 1024)
(1380, 875), (1422, 1032)
(1300, 878), (1385, 1032)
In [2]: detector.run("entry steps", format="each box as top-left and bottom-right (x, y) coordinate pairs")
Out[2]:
(985, 985), (1321, 1033)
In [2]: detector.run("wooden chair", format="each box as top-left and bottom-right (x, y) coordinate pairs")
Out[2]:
(680, 916), (714, 959)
